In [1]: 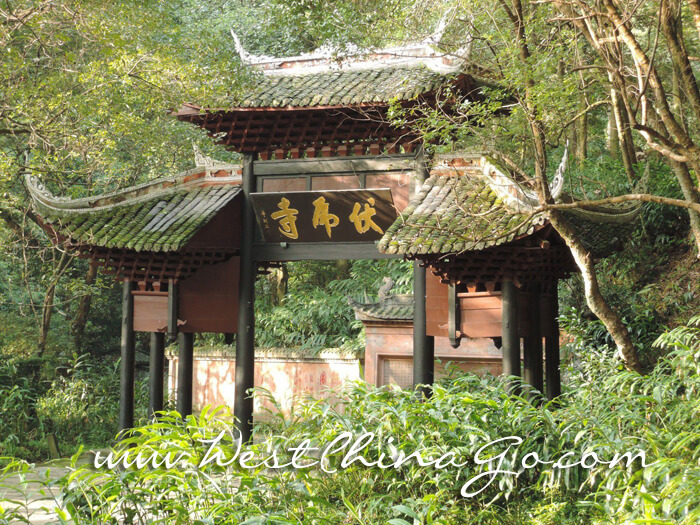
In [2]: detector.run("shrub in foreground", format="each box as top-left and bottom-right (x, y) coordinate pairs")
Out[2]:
(3, 317), (698, 524)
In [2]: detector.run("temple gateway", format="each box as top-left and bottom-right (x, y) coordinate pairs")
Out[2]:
(25, 41), (638, 439)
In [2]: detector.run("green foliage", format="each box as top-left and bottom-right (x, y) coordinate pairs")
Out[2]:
(228, 0), (417, 56)
(36, 355), (149, 451)
(0, 0), (247, 367)
(31, 318), (700, 524)
(0, 356), (49, 463)
(557, 157), (700, 369)
(255, 259), (413, 351)
(0, 353), (147, 463)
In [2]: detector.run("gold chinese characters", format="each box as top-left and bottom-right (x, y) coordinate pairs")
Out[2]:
(349, 197), (383, 235)
(311, 196), (340, 238)
(270, 195), (384, 240)
(270, 197), (299, 239)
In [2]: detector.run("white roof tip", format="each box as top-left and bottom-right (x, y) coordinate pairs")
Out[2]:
(230, 14), (470, 76)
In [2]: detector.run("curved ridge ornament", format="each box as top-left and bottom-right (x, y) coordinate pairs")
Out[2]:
(481, 143), (569, 213)
(25, 174), (70, 204)
(193, 144), (237, 173)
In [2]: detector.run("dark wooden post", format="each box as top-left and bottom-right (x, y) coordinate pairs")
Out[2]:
(149, 332), (165, 418)
(167, 279), (178, 340)
(413, 261), (435, 395)
(545, 283), (561, 400)
(176, 332), (194, 417)
(523, 285), (543, 395)
(119, 280), (135, 434)
(412, 147), (434, 396)
(501, 280), (520, 387)
(236, 153), (256, 441)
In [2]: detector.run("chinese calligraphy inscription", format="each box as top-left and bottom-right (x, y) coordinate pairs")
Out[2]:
(251, 189), (396, 243)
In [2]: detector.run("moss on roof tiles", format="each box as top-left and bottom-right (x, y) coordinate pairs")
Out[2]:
(378, 170), (640, 258)
(378, 174), (548, 256)
(229, 64), (459, 108)
(26, 173), (242, 253)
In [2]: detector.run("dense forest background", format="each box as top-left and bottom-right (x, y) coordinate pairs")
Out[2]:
(1, 0), (699, 470)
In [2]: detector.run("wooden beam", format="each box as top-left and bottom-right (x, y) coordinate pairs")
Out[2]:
(254, 242), (401, 261)
(119, 280), (135, 435)
(545, 284), (561, 400)
(501, 280), (521, 389)
(176, 332), (194, 417)
(149, 332), (165, 418)
(253, 154), (416, 176)
(523, 286), (543, 396)
(236, 153), (257, 442)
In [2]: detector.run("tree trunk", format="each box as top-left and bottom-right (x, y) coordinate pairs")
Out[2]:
(670, 161), (700, 255)
(547, 211), (642, 373)
(71, 261), (98, 350)
(275, 264), (288, 305)
(38, 251), (72, 356)
(510, 0), (641, 373)
(607, 105), (619, 158)
(661, 0), (700, 126)
(576, 109), (588, 165)
(688, 0), (700, 43)
(610, 85), (637, 183)
(336, 259), (351, 278)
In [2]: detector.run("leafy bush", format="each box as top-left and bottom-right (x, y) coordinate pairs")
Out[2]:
(44, 318), (700, 524)
(0, 357), (49, 462)
(36, 355), (149, 454)
(256, 259), (413, 351)
(0, 354), (148, 463)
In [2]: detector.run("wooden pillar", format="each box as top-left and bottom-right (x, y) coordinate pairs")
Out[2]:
(149, 332), (165, 417)
(501, 280), (520, 384)
(119, 280), (135, 434)
(545, 284), (561, 400)
(236, 153), (256, 441)
(412, 261), (434, 395)
(176, 332), (194, 417)
(412, 146), (434, 396)
(167, 279), (178, 339)
(523, 285), (543, 394)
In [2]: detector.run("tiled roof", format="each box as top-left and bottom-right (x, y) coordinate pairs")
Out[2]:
(378, 163), (640, 258)
(233, 64), (460, 108)
(378, 170), (548, 256)
(561, 205), (640, 257)
(26, 169), (242, 253)
(350, 294), (414, 321)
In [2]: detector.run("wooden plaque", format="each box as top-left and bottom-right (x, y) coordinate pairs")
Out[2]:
(251, 189), (397, 243)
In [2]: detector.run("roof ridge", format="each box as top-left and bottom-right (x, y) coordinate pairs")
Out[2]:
(262, 58), (462, 77)
(25, 167), (241, 215)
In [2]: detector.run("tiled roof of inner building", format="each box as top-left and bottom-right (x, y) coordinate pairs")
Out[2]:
(226, 64), (463, 109)
(378, 167), (641, 258)
(25, 170), (242, 253)
(349, 296), (414, 321)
